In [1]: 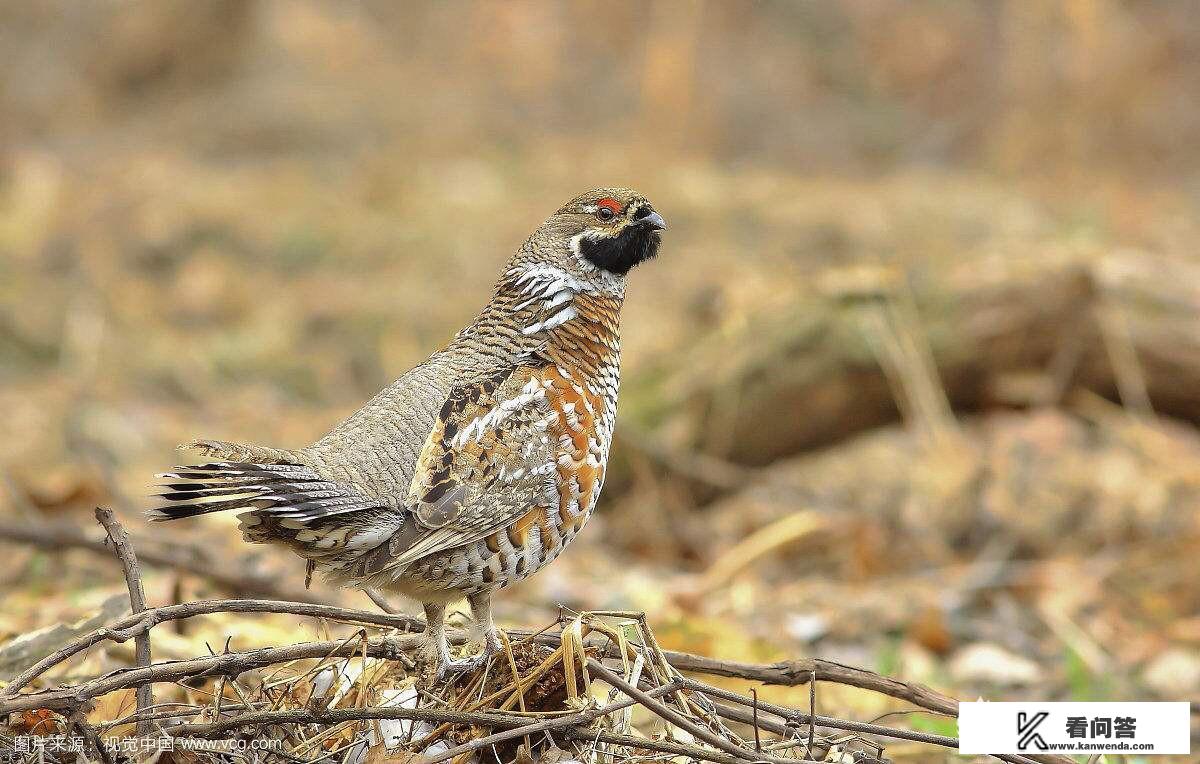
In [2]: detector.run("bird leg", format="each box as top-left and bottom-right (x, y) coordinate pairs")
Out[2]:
(413, 602), (452, 681)
(467, 590), (505, 657)
(410, 597), (503, 684)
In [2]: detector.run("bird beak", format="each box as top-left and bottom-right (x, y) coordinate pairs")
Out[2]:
(640, 211), (668, 231)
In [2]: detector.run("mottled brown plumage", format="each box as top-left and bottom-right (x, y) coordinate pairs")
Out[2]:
(150, 188), (666, 678)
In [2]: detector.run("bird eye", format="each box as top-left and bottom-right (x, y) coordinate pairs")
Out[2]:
(596, 206), (616, 221)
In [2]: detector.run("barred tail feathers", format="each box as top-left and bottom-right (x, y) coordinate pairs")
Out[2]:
(149, 461), (366, 521)
(148, 460), (398, 567)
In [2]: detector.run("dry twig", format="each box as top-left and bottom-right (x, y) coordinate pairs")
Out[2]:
(93, 507), (153, 735)
(0, 515), (322, 603)
(0, 599), (426, 698)
(422, 678), (686, 764)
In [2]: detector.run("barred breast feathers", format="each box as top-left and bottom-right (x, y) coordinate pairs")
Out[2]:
(345, 264), (623, 578)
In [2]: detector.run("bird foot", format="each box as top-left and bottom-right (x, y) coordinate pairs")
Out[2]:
(438, 652), (490, 682)
(417, 650), (490, 687)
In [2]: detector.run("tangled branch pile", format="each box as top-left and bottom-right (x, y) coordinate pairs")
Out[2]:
(0, 514), (1075, 764)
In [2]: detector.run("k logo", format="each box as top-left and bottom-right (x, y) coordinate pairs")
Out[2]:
(1017, 711), (1049, 751)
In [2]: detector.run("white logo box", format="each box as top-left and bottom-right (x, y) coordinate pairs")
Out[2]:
(958, 702), (1191, 755)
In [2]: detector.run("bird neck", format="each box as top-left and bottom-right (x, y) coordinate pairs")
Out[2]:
(493, 264), (623, 381)
(539, 288), (622, 383)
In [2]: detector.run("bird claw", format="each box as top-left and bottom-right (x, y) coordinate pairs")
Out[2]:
(420, 637), (502, 686)
(415, 651), (489, 687)
(434, 652), (489, 683)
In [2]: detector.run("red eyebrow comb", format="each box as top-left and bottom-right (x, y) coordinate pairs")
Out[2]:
(596, 198), (622, 214)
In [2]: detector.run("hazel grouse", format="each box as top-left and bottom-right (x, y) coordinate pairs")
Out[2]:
(150, 188), (667, 679)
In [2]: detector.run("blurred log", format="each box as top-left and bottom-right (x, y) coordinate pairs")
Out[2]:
(625, 249), (1200, 467)
(700, 404), (1200, 585)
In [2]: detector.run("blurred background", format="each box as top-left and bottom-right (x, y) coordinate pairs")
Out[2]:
(1, 0), (1198, 755)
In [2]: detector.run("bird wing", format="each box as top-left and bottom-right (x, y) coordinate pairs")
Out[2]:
(375, 361), (567, 571)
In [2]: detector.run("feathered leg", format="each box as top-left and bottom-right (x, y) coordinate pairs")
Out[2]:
(418, 602), (452, 677)
(467, 590), (504, 657)
(411, 599), (499, 684)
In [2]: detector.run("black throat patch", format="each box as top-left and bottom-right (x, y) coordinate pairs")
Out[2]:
(579, 224), (662, 276)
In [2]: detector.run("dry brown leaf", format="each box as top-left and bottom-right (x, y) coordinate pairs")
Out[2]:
(89, 688), (138, 739)
(8, 708), (62, 736)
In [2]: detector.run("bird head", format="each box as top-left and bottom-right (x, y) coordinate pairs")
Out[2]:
(553, 187), (666, 277)
(505, 188), (666, 299)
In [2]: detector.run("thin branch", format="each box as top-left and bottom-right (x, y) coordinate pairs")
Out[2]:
(364, 588), (398, 614)
(695, 681), (1064, 764)
(0, 636), (427, 715)
(93, 507), (152, 735)
(750, 688), (761, 753)
(587, 659), (773, 764)
(66, 706), (115, 764)
(0, 516), (323, 603)
(166, 705), (566, 739)
(4, 598), (1004, 729)
(1, 599), (426, 697)
(662, 653), (958, 715)
(422, 678), (686, 764)
(0, 515), (991, 728)
(560, 727), (822, 764)
(685, 678), (956, 749)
